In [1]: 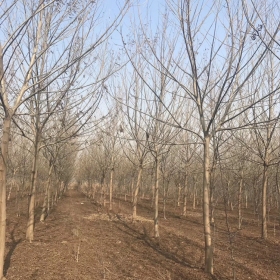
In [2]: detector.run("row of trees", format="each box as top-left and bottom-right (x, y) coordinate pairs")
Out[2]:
(1, 0), (280, 278)
(78, 0), (280, 275)
(0, 0), (130, 279)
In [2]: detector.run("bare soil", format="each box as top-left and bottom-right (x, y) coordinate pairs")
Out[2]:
(4, 190), (280, 279)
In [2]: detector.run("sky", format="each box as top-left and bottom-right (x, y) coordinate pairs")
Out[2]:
(1, 0), (279, 132)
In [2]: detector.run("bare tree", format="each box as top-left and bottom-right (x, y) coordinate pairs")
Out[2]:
(247, 55), (280, 238)
(119, 67), (151, 220)
(122, 11), (186, 236)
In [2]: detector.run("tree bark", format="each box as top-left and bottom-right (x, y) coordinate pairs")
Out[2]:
(193, 177), (197, 210)
(26, 134), (40, 242)
(183, 174), (188, 217)
(132, 165), (143, 219)
(238, 171), (243, 230)
(203, 135), (213, 274)
(130, 178), (134, 203)
(109, 167), (114, 211)
(40, 162), (53, 222)
(177, 184), (181, 207)
(0, 116), (12, 279)
(262, 162), (268, 239)
(154, 155), (160, 238)
(163, 178), (169, 220)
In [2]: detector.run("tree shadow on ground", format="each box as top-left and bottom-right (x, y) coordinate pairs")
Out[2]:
(115, 219), (202, 267)
(142, 224), (204, 268)
(4, 222), (22, 276)
(115, 218), (230, 280)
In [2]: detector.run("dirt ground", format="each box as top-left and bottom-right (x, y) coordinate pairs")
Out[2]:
(4, 190), (280, 279)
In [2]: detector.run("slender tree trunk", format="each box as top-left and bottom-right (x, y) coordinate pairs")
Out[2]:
(26, 135), (40, 242)
(163, 178), (169, 220)
(47, 182), (51, 213)
(276, 174), (280, 211)
(16, 184), (21, 217)
(177, 184), (181, 207)
(54, 187), (58, 205)
(91, 182), (96, 200)
(203, 135), (213, 274)
(40, 162), (53, 222)
(253, 180), (258, 214)
(262, 162), (268, 239)
(183, 174), (188, 217)
(238, 173), (243, 230)
(103, 185), (106, 207)
(193, 190), (196, 210)
(7, 184), (11, 202)
(132, 165), (143, 219)
(151, 184), (155, 208)
(40, 185), (48, 222)
(109, 167), (114, 211)
(163, 180), (166, 220)
(0, 116), (12, 279)
(51, 193), (55, 208)
(226, 180), (231, 208)
(154, 155), (160, 238)
(193, 177), (197, 210)
(100, 173), (105, 206)
(7, 172), (16, 201)
(130, 178), (134, 203)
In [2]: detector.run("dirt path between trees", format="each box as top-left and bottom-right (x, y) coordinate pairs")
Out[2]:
(4, 190), (280, 279)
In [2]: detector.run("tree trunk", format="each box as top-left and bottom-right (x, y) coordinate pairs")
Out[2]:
(51, 193), (55, 208)
(40, 162), (53, 222)
(100, 173), (106, 207)
(47, 182), (51, 213)
(132, 165), (143, 219)
(183, 175), (188, 217)
(54, 187), (58, 205)
(151, 184), (155, 208)
(253, 180), (259, 214)
(163, 178), (169, 220)
(226, 180), (231, 208)
(130, 178), (134, 203)
(203, 135), (213, 274)
(0, 116), (12, 279)
(193, 177), (197, 210)
(238, 171), (243, 230)
(109, 168), (114, 211)
(193, 190), (196, 210)
(262, 163), (268, 239)
(276, 169), (280, 208)
(40, 185), (48, 222)
(26, 136), (40, 242)
(154, 155), (160, 238)
(177, 184), (181, 207)
(91, 182), (96, 200)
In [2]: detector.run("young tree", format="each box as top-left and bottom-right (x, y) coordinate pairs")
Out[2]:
(120, 68), (150, 220)
(248, 55), (280, 238)
(123, 10), (186, 236)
